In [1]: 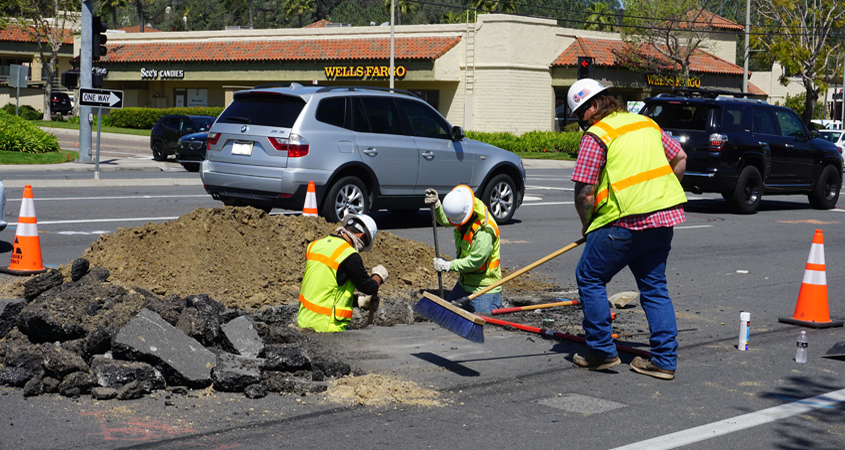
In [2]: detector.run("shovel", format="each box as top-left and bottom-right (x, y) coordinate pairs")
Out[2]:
(450, 237), (586, 308)
(430, 204), (445, 299)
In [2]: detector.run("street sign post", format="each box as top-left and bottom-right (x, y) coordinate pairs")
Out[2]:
(78, 88), (123, 109)
(77, 88), (124, 179)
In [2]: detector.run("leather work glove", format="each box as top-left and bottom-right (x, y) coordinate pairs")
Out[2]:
(424, 188), (440, 209)
(433, 257), (451, 273)
(371, 265), (389, 284)
(357, 294), (373, 309)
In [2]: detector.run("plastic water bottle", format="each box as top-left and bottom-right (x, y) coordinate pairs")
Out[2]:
(795, 331), (808, 363)
(737, 312), (750, 351)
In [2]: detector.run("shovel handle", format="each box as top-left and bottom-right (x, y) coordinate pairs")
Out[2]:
(430, 204), (445, 299)
(492, 299), (578, 314)
(468, 237), (586, 301)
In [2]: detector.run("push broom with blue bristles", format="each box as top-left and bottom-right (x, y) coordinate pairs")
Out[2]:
(414, 237), (586, 343)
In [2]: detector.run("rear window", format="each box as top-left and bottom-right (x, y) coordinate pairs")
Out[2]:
(641, 102), (712, 131)
(219, 92), (306, 127)
(819, 131), (843, 143)
(192, 117), (215, 131)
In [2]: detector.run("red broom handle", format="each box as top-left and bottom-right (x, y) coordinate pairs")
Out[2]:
(480, 316), (652, 358)
(492, 299), (578, 315)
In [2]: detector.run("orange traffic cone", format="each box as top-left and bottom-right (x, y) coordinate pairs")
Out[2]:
(303, 181), (318, 217)
(0, 185), (47, 276)
(779, 229), (843, 328)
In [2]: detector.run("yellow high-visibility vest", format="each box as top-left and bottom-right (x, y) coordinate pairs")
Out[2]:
(297, 236), (357, 332)
(453, 198), (501, 289)
(586, 112), (687, 233)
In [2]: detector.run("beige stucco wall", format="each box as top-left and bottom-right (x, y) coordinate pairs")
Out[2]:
(751, 63), (806, 106)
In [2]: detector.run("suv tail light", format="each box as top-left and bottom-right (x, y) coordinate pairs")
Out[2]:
(268, 133), (310, 157)
(206, 132), (221, 150)
(709, 133), (728, 152)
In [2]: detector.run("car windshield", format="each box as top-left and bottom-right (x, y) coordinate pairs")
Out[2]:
(193, 117), (215, 131)
(819, 131), (842, 143)
(219, 92), (306, 128)
(641, 102), (713, 131)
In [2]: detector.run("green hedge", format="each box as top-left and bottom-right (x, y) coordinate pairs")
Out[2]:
(466, 130), (582, 156)
(2, 103), (42, 120)
(108, 106), (225, 129)
(0, 110), (61, 153)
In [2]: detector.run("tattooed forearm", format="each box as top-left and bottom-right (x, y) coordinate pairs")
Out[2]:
(574, 182), (595, 229)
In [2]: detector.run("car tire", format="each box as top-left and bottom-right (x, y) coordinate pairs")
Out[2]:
(483, 174), (517, 224)
(322, 176), (369, 223)
(808, 165), (841, 209)
(181, 163), (200, 172)
(729, 166), (763, 214)
(152, 142), (167, 161)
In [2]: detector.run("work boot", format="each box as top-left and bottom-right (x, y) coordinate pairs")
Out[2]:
(572, 351), (621, 371)
(630, 356), (675, 380)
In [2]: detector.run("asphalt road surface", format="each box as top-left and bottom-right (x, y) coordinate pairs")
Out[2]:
(0, 140), (844, 449)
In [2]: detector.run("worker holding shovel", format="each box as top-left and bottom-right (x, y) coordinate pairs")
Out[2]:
(297, 214), (388, 332)
(567, 78), (687, 380)
(425, 185), (502, 314)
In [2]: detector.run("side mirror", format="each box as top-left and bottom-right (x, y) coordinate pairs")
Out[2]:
(810, 129), (819, 138)
(184, 127), (194, 133)
(451, 126), (465, 141)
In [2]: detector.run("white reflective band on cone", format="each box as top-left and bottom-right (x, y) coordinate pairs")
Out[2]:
(15, 223), (39, 237)
(803, 269), (827, 286)
(808, 244), (824, 264)
(20, 198), (36, 219)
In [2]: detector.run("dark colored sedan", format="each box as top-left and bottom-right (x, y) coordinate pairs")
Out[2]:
(174, 132), (207, 172)
(150, 115), (215, 161)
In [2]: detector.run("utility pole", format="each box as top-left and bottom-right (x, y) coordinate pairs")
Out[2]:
(79, 1), (93, 163)
(389, 0), (395, 90)
(742, 0), (750, 93)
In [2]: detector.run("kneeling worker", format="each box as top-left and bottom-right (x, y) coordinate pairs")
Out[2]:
(425, 185), (502, 314)
(297, 214), (388, 332)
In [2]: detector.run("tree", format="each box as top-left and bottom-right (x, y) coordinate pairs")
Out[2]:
(132, 0), (156, 32)
(383, 0), (419, 26)
(98, 0), (127, 30)
(471, 0), (516, 14)
(751, 0), (845, 127)
(9, 0), (77, 120)
(284, 0), (316, 28)
(619, 1), (722, 86)
(442, 10), (469, 24)
(584, 1), (616, 32)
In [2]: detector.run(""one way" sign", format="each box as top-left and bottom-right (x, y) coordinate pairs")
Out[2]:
(78, 88), (124, 109)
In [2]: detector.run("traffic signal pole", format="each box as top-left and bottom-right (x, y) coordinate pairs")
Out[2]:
(79, 1), (93, 163)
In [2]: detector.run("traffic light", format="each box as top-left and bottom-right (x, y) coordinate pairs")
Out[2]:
(61, 70), (79, 88)
(92, 16), (108, 61)
(577, 56), (593, 80)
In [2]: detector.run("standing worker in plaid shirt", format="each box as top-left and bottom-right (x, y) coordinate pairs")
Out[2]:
(567, 78), (687, 380)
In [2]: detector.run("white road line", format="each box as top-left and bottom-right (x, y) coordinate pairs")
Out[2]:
(610, 387), (845, 450)
(10, 216), (179, 226)
(526, 186), (573, 191)
(675, 225), (713, 230)
(8, 194), (209, 202)
(520, 201), (574, 206)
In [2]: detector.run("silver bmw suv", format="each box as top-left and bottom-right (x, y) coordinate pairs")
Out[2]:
(200, 83), (526, 223)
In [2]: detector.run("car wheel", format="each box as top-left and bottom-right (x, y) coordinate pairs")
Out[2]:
(729, 166), (763, 214)
(181, 163), (200, 172)
(483, 174), (516, 224)
(323, 176), (369, 223)
(152, 142), (167, 161)
(808, 165), (841, 209)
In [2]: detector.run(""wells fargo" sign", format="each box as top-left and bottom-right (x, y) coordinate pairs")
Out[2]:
(646, 74), (701, 88)
(325, 66), (407, 79)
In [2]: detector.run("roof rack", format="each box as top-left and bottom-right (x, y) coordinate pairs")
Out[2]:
(668, 88), (757, 99)
(315, 86), (422, 98)
(253, 82), (311, 89)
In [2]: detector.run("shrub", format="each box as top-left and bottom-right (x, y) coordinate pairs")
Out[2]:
(0, 110), (61, 153)
(466, 130), (581, 156)
(109, 106), (224, 129)
(2, 103), (42, 120)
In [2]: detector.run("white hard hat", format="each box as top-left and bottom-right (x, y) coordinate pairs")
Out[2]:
(442, 185), (475, 226)
(567, 78), (611, 117)
(342, 214), (378, 252)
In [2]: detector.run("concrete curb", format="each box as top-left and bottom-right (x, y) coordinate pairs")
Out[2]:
(522, 159), (576, 169)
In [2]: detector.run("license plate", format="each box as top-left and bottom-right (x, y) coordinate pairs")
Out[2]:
(231, 141), (253, 156)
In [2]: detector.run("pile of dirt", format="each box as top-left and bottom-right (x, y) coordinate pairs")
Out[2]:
(78, 207), (557, 311)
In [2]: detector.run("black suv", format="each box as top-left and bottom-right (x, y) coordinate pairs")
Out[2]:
(641, 90), (843, 213)
(150, 115), (215, 161)
(50, 92), (73, 116)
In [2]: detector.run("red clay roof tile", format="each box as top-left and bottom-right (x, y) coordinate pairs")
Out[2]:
(0, 25), (74, 44)
(553, 38), (743, 75)
(101, 36), (461, 63)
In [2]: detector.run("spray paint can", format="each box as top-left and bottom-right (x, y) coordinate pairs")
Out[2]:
(738, 311), (750, 351)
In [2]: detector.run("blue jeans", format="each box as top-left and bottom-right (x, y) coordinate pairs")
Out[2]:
(576, 225), (678, 371)
(446, 283), (502, 314)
